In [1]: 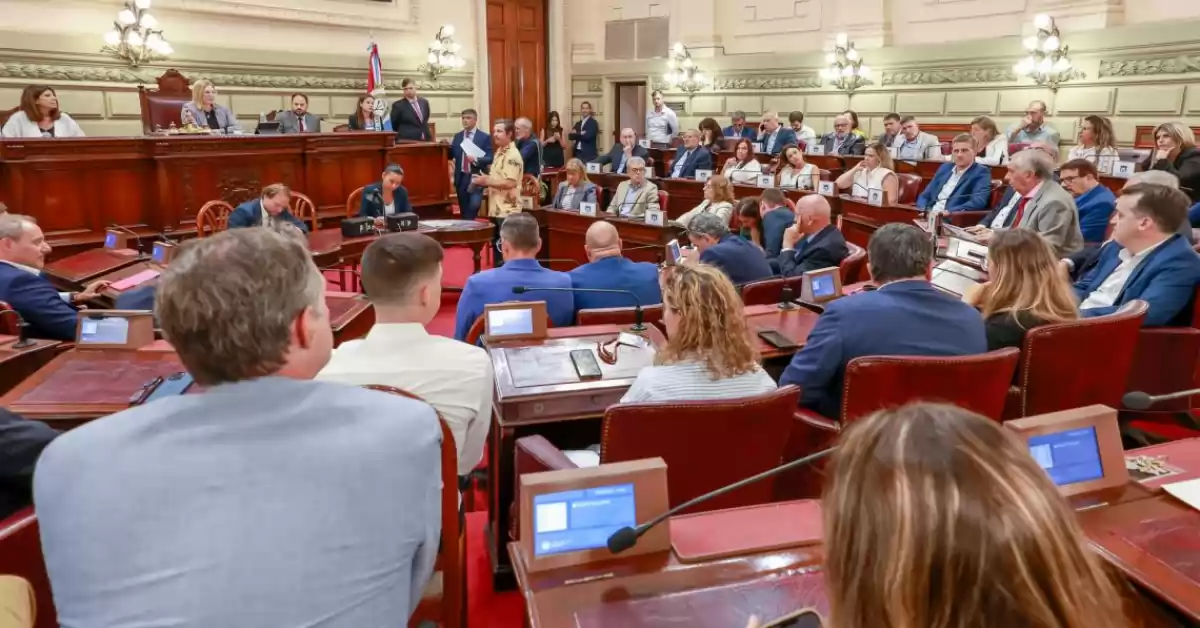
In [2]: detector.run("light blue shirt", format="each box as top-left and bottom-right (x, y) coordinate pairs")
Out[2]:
(616, 154), (627, 174)
(897, 137), (923, 160)
(671, 150), (693, 178)
(765, 130), (778, 154)
(453, 258), (575, 340)
(622, 182), (645, 216)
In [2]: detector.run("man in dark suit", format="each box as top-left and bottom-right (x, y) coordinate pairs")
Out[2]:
(593, 127), (648, 174)
(389, 78), (432, 141)
(515, 118), (542, 177)
(819, 114), (866, 156)
(0, 214), (108, 340)
(227, 183), (309, 232)
(568, 101), (600, 162)
(776, 195), (849, 277)
(0, 407), (57, 520)
(278, 93), (321, 134)
(723, 111), (755, 139)
(667, 129), (714, 180)
(758, 188), (796, 259)
(568, 222), (662, 314)
(756, 111), (799, 156)
(449, 108), (492, 221)
(780, 223), (987, 419)
(1075, 183), (1200, 326)
(684, 212), (774, 286)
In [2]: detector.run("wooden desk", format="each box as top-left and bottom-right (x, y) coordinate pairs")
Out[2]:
(309, 219), (493, 275)
(0, 336), (64, 395)
(96, 261), (163, 302)
(533, 208), (676, 270)
(1127, 438), (1200, 490)
(42, 248), (144, 291)
(838, 198), (923, 248)
(326, 291), (375, 346)
(744, 304), (820, 361)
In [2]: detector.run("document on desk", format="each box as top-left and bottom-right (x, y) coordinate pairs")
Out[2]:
(1164, 477), (1200, 512)
(507, 343), (655, 389)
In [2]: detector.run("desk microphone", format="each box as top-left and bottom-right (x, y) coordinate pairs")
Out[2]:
(3, 309), (34, 349)
(512, 285), (646, 332)
(1122, 388), (1200, 410)
(607, 446), (836, 554)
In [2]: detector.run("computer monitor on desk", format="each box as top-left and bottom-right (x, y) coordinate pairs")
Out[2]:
(483, 301), (548, 344)
(75, 311), (156, 350)
(800, 267), (842, 305)
(1004, 405), (1129, 498)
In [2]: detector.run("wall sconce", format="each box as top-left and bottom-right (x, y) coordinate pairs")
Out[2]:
(663, 43), (710, 95)
(1014, 14), (1073, 91)
(101, 0), (172, 68)
(820, 33), (870, 93)
(418, 24), (466, 81)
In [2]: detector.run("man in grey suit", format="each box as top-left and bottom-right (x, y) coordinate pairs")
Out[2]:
(279, 92), (321, 133)
(819, 115), (866, 156)
(34, 228), (442, 627)
(891, 116), (942, 161)
(969, 149), (1084, 256)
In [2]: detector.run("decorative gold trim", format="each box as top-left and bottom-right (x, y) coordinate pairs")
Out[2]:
(882, 67), (1016, 85)
(1099, 55), (1200, 78)
(652, 75), (822, 91)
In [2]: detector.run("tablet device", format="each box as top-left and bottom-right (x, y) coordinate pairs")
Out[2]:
(482, 301), (548, 343)
(945, 237), (988, 270)
(800, 267), (842, 304)
(1004, 405), (1128, 497)
(940, 222), (984, 244)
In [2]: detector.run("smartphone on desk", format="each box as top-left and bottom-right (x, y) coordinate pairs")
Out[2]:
(757, 329), (800, 350)
(130, 371), (195, 406)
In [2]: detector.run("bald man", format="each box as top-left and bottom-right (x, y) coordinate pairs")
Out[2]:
(568, 221), (663, 312)
(776, 195), (850, 278)
(593, 127), (649, 174)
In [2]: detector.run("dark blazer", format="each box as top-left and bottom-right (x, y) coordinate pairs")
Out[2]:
(517, 137), (542, 176)
(450, 128), (493, 190)
(699, 235), (776, 286)
(0, 408), (57, 520)
(756, 127), (799, 156)
(1143, 147), (1200, 203)
(916, 162), (992, 212)
(568, 256), (663, 312)
(761, 207), (796, 259)
(593, 144), (649, 172)
(723, 125), (756, 139)
(227, 199), (309, 233)
(358, 182), (412, 218)
(389, 97), (433, 141)
(1066, 242), (1106, 282)
(776, 225), (849, 278)
(0, 262), (82, 341)
(981, 186), (1019, 228)
(818, 133), (866, 156)
(1074, 234), (1200, 326)
(779, 280), (988, 419)
(114, 284), (157, 311)
(568, 117), (600, 162)
(984, 310), (1046, 351)
(667, 146), (714, 179)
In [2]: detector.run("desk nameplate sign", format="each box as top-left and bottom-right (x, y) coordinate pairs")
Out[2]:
(645, 208), (664, 226)
(580, 202), (597, 217)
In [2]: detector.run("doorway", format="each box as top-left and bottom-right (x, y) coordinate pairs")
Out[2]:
(612, 81), (646, 144)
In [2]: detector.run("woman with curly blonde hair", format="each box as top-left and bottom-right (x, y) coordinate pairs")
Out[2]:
(621, 264), (776, 402)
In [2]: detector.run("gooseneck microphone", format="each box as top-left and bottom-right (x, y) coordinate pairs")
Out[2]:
(606, 447), (835, 555)
(1122, 389), (1200, 411)
(512, 285), (646, 332)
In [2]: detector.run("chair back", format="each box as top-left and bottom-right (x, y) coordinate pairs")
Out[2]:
(1015, 300), (1148, 417)
(137, 69), (192, 134)
(196, 200), (234, 237)
(0, 301), (21, 336)
(0, 106), (17, 128)
(360, 385), (464, 628)
(841, 348), (1020, 422)
(289, 192), (319, 232)
(896, 173), (922, 205)
(576, 304), (663, 326)
(839, 242), (866, 284)
(0, 509), (55, 628)
(657, 190), (669, 214)
(741, 277), (788, 306)
(346, 187), (365, 218)
(521, 174), (541, 201)
(600, 386), (801, 514)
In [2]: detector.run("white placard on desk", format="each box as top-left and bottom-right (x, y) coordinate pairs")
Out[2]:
(753, 143), (763, 153)
(809, 145), (825, 156)
(757, 174), (775, 188)
(1113, 161), (1136, 179)
(638, 138), (650, 149)
(1097, 160), (1113, 175)
(645, 208), (664, 226)
(580, 201), (597, 216)
(818, 181), (836, 196)
(586, 162), (601, 174)
(694, 170), (713, 182)
(867, 189), (884, 207)
(520, 197), (533, 211)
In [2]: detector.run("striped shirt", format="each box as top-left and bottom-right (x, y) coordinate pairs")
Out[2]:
(621, 360), (777, 403)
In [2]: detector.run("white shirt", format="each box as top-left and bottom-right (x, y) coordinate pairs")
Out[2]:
(851, 167), (894, 199)
(0, 110), (85, 139)
(1068, 145), (1121, 175)
(931, 166), (969, 213)
(795, 125), (817, 145)
(1079, 238), (1168, 310)
(384, 202), (396, 216)
(722, 159), (762, 184)
(576, 116), (591, 150)
(975, 136), (1009, 166)
(988, 189), (1023, 229)
(646, 107), (678, 144)
(318, 322), (493, 476)
(779, 163), (817, 190)
(621, 360), (776, 403)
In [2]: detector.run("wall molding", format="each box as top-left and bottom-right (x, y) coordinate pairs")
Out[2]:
(156, 0), (419, 31)
(882, 67), (1016, 86)
(651, 74), (823, 92)
(1099, 54), (1200, 78)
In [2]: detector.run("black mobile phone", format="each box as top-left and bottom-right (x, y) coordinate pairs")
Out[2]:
(757, 329), (800, 350)
(145, 371), (195, 402)
(570, 349), (603, 379)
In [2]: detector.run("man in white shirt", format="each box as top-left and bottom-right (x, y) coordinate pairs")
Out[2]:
(646, 89), (678, 145)
(891, 116), (941, 161)
(788, 111), (817, 146)
(319, 233), (492, 477)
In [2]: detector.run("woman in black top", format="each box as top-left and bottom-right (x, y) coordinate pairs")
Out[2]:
(698, 117), (723, 154)
(736, 197), (764, 250)
(962, 228), (1078, 350)
(348, 94), (385, 131)
(541, 111), (565, 169)
(1142, 121), (1200, 203)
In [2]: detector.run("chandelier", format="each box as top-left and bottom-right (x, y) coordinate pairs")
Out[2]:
(820, 33), (870, 93)
(418, 25), (465, 81)
(663, 43), (710, 95)
(101, 0), (172, 68)
(1014, 14), (1072, 90)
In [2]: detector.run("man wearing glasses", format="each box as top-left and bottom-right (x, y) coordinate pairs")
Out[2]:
(819, 115), (866, 156)
(606, 157), (660, 218)
(1007, 100), (1060, 147)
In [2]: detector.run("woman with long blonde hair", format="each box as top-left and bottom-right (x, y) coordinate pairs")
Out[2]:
(180, 78), (238, 132)
(621, 264), (775, 402)
(963, 228), (1078, 349)
(1142, 120), (1200, 203)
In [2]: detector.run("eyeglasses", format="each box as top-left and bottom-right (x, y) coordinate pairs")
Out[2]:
(1060, 175), (1079, 185)
(629, 167), (645, 173)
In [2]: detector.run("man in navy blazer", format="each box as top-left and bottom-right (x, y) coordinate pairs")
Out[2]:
(0, 214), (109, 340)
(227, 184), (309, 233)
(1075, 183), (1200, 326)
(722, 111), (756, 139)
(568, 102), (600, 162)
(779, 223), (987, 419)
(593, 128), (649, 174)
(667, 130), (714, 179)
(568, 222), (662, 314)
(755, 112), (798, 156)
(915, 135), (992, 212)
(685, 213), (774, 286)
(389, 78), (433, 141)
(450, 109), (492, 221)
(776, 196), (849, 277)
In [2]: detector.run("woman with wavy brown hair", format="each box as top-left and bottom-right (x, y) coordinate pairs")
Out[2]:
(621, 264), (775, 402)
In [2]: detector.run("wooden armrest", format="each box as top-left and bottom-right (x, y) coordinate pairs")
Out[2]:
(794, 409), (840, 433)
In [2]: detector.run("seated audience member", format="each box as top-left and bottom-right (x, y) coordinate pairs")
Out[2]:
(358, 164), (412, 227)
(836, 141), (898, 204)
(592, 127), (648, 174)
(1, 85), (84, 138)
(779, 224), (986, 419)
(667, 129), (714, 179)
(755, 111), (798, 156)
(967, 149), (1083, 256)
(682, 213), (774, 286)
(1075, 183), (1200, 326)
(1142, 121), (1200, 204)
(788, 111), (816, 146)
(721, 138), (763, 185)
(1069, 115), (1119, 174)
(607, 157), (659, 218)
(819, 115), (867, 156)
(228, 183), (310, 232)
(724, 110), (755, 139)
(674, 174), (736, 230)
(551, 159), (598, 210)
(971, 115), (1009, 166)
(1060, 159), (1116, 243)
(319, 233), (490, 477)
(568, 221), (662, 311)
(758, 188), (795, 259)
(0, 214), (108, 340)
(777, 144), (819, 191)
(622, 264), (775, 402)
(34, 228), (442, 626)
(791, 403), (1128, 628)
(843, 110), (867, 138)
(698, 117), (723, 153)
(736, 198), (764, 249)
(963, 229), (1078, 350)
(454, 213), (574, 339)
(876, 112), (901, 147)
(0, 408), (56, 520)
(916, 134), (992, 212)
(1007, 99), (1060, 147)
(515, 117), (542, 177)
(891, 116), (941, 161)
(776, 195), (849, 278)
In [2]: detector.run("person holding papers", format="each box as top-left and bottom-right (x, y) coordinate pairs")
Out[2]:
(606, 157), (659, 218)
(450, 109), (491, 221)
(916, 134), (991, 213)
(835, 142), (898, 205)
(592, 128), (648, 174)
(551, 159), (598, 211)
(721, 138), (763, 185)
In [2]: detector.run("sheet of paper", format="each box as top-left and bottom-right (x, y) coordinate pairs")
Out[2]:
(461, 136), (486, 159)
(1163, 477), (1200, 511)
(111, 269), (160, 291)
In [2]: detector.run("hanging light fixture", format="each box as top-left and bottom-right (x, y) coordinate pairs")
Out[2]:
(820, 33), (870, 93)
(101, 0), (172, 68)
(1014, 14), (1073, 90)
(418, 24), (466, 81)
(663, 43), (710, 95)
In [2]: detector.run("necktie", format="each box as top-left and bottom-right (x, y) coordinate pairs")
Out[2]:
(410, 99), (422, 121)
(299, 116), (306, 132)
(1011, 197), (1031, 228)
(462, 131), (471, 173)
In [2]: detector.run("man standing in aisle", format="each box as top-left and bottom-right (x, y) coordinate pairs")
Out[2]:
(472, 119), (524, 265)
(450, 108), (492, 221)
(646, 90), (678, 145)
(569, 102), (599, 162)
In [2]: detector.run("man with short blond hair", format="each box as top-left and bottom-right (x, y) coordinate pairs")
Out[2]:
(227, 182), (309, 232)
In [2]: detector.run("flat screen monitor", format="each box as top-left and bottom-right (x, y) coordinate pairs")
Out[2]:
(801, 267), (842, 304)
(79, 316), (130, 345)
(482, 301), (547, 344)
(1004, 405), (1128, 498)
(532, 483), (637, 557)
(104, 231), (121, 249)
(487, 308), (533, 337)
(1028, 426), (1105, 487)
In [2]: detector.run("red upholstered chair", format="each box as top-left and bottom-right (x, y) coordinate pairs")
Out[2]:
(896, 173), (923, 205)
(1009, 142), (1030, 156)
(0, 300), (21, 336)
(779, 348), (1021, 500)
(0, 106), (17, 129)
(0, 508), (55, 628)
(575, 305), (663, 327)
(345, 186), (364, 218)
(196, 200), (234, 237)
(1123, 288), (1200, 429)
(1004, 300), (1148, 420)
(657, 190), (669, 214)
(137, 69), (193, 134)
(741, 277), (788, 306)
(839, 242), (866, 284)
(289, 192), (320, 233)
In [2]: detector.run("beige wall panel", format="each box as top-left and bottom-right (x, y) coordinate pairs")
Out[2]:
(945, 91), (999, 115)
(77, 120), (143, 137)
(106, 91), (143, 118)
(998, 90), (1053, 115)
(895, 92), (946, 116)
(447, 97), (475, 116)
(572, 80), (593, 94)
(1184, 86), (1200, 115)
(230, 94), (287, 116)
(1115, 85), (1185, 115)
(573, 97), (602, 113)
(725, 95), (763, 116)
(54, 90), (106, 117)
(846, 93), (895, 116)
(805, 94), (851, 115)
(425, 97), (451, 116)
(688, 96), (726, 116)
(331, 97), (360, 119)
(1052, 87), (1114, 116)
(763, 95), (803, 114)
(302, 96), (332, 117)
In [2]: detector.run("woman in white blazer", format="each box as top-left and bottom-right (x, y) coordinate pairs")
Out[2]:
(720, 138), (763, 185)
(971, 116), (1009, 167)
(180, 79), (239, 132)
(1, 85), (85, 138)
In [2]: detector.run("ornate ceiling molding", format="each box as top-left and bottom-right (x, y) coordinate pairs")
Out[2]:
(652, 75), (822, 92)
(1099, 55), (1200, 78)
(155, 0), (418, 32)
(882, 67), (1016, 85)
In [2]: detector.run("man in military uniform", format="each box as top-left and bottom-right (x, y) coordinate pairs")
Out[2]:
(472, 118), (524, 265)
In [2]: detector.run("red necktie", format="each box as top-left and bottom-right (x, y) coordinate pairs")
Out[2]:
(461, 131), (471, 172)
(299, 116), (306, 132)
(1011, 197), (1031, 227)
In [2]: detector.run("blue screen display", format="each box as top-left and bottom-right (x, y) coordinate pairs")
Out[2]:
(533, 483), (636, 556)
(104, 232), (117, 248)
(1028, 427), (1104, 486)
(811, 274), (835, 298)
(152, 244), (165, 264)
